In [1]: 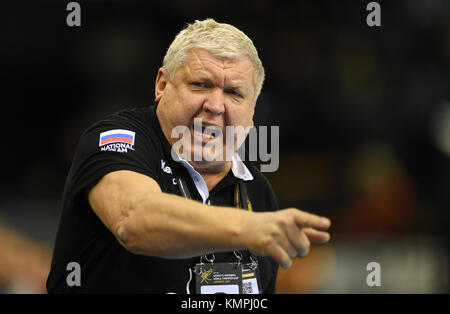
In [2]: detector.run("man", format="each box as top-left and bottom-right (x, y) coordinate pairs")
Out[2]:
(46, 19), (331, 293)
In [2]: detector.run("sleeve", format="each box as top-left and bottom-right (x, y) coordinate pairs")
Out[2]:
(65, 119), (162, 205)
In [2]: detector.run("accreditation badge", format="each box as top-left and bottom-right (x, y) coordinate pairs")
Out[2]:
(242, 263), (262, 294)
(194, 252), (261, 294)
(195, 262), (243, 294)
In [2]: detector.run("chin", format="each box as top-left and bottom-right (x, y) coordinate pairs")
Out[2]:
(190, 159), (230, 173)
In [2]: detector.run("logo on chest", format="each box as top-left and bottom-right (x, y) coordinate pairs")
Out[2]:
(161, 160), (177, 185)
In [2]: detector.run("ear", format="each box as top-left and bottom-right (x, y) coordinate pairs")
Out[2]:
(155, 67), (168, 103)
(250, 100), (256, 125)
(250, 100), (256, 113)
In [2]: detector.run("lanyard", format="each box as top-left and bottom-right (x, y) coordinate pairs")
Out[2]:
(234, 181), (252, 212)
(177, 173), (261, 294)
(177, 176), (192, 200)
(176, 174), (255, 261)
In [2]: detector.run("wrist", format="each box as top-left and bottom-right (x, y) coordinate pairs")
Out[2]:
(225, 207), (252, 250)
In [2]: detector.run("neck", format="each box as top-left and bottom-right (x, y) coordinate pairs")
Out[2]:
(190, 161), (232, 191)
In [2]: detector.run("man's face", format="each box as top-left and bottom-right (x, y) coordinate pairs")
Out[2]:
(156, 48), (256, 169)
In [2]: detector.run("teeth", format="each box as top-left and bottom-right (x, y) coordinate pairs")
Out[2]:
(194, 130), (214, 139)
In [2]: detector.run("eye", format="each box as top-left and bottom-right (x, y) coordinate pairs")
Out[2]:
(227, 89), (243, 98)
(192, 82), (206, 88)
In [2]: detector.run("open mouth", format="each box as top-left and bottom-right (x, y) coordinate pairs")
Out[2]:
(193, 123), (222, 141)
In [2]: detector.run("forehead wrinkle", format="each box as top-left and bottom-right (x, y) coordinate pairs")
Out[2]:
(189, 51), (226, 85)
(188, 49), (226, 75)
(186, 49), (254, 93)
(183, 50), (207, 79)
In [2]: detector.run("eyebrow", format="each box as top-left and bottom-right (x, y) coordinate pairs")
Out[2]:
(190, 69), (248, 96)
(195, 75), (213, 84)
(194, 75), (246, 90)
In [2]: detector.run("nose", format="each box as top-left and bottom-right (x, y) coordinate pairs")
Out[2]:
(203, 87), (225, 115)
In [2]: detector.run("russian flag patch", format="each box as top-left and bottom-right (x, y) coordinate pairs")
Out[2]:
(99, 129), (135, 146)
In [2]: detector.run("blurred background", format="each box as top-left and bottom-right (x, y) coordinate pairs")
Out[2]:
(0, 0), (449, 293)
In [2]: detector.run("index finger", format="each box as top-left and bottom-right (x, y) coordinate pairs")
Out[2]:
(293, 209), (331, 230)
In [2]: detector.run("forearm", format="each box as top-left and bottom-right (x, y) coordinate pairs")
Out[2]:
(89, 170), (331, 268)
(115, 190), (252, 258)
